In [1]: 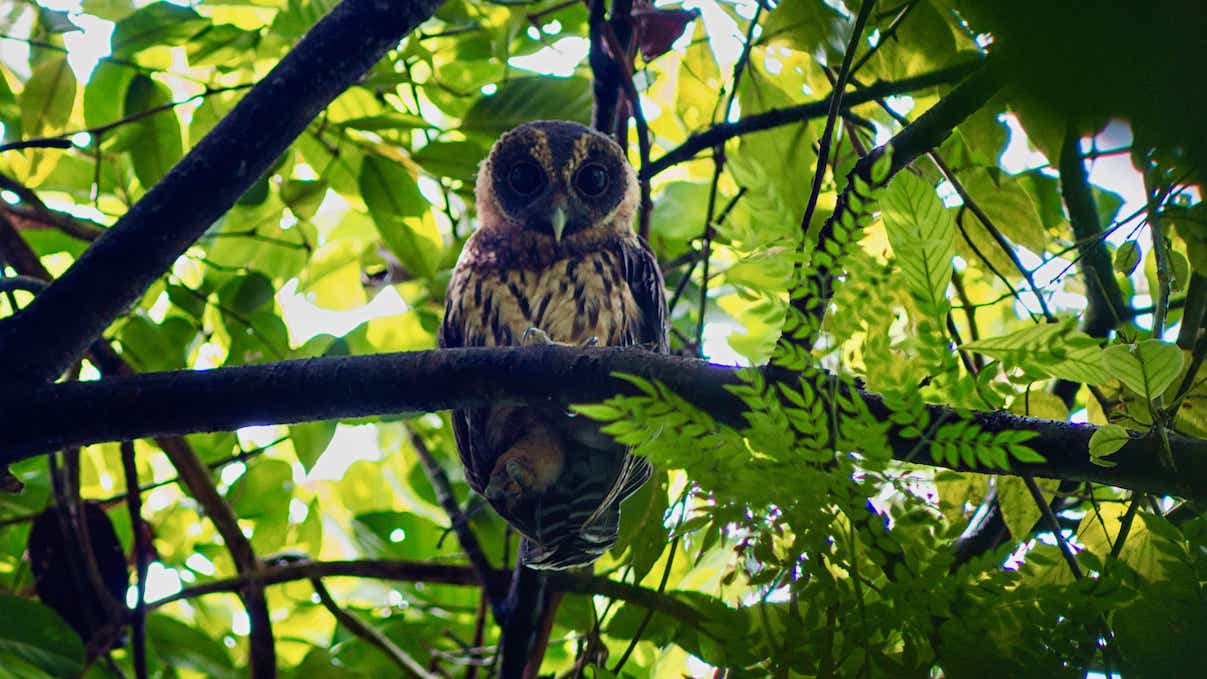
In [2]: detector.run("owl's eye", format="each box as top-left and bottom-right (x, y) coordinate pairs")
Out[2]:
(574, 163), (609, 197)
(507, 161), (545, 196)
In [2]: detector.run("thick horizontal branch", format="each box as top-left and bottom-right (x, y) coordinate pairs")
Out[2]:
(148, 557), (705, 629)
(641, 61), (979, 179)
(0, 0), (444, 384)
(0, 347), (1201, 499)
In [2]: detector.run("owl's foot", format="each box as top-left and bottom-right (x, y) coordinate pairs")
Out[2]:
(522, 327), (599, 348)
(484, 458), (535, 504)
(522, 327), (556, 346)
(483, 430), (565, 507)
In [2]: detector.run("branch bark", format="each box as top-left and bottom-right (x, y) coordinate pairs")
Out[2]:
(0, 346), (1202, 499)
(0, 0), (446, 384)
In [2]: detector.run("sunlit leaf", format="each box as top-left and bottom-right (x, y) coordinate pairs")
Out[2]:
(111, 2), (210, 57)
(1103, 339), (1185, 400)
(882, 171), (957, 311)
(1088, 424), (1129, 466)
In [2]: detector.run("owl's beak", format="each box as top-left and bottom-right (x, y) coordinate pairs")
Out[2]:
(550, 206), (567, 243)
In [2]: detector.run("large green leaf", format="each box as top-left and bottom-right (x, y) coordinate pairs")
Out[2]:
(111, 2), (210, 57)
(962, 322), (1110, 385)
(84, 61), (134, 130)
(147, 613), (236, 678)
(19, 56), (75, 138)
(881, 172), (957, 311)
(0, 595), (85, 678)
(462, 76), (592, 136)
(359, 155), (441, 280)
(227, 458), (294, 519)
(124, 75), (184, 188)
(956, 167), (1046, 254)
(1103, 339), (1185, 400)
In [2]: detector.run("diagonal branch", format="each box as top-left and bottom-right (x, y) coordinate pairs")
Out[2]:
(406, 426), (505, 610)
(311, 577), (438, 679)
(0, 213), (276, 676)
(792, 58), (1007, 341)
(641, 62), (980, 179)
(0, 345), (1202, 500)
(0, 0), (447, 385)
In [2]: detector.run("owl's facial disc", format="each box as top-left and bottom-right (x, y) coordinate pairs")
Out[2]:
(484, 121), (631, 241)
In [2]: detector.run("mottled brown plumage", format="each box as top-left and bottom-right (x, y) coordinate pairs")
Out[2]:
(440, 120), (667, 569)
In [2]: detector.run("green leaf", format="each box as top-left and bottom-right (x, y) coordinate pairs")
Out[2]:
(124, 75), (184, 188)
(359, 155), (440, 280)
(0, 595), (85, 677)
(217, 272), (276, 314)
(147, 613), (235, 678)
(996, 476), (1057, 542)
(881, 172), (957, 310)
(412, 140), (487, 183)
(337, 113), (432, 132)
(962, 322), (1110, 384)
(462, 76), (592, 136)
(84, 61), (134, 129)
(111, 2), (210, 57)
(1114, 240), (1141, 274)
(1088, 424), (1129, 467)
(957, 167), (1047, 254)
(19, 56), (76, 137)
(291, 420), (337, 472)
(227, 459), (294, 519)
(186, 24), (260, 68)
(1102, 339), (1185, 400)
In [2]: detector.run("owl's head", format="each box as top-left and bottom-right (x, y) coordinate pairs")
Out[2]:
(476, 120), (639, 242)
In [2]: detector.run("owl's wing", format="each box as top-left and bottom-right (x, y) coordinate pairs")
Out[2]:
(576, 235), (667, 527)
(439, 266), (491, 494)
(619, 235), (669, 353)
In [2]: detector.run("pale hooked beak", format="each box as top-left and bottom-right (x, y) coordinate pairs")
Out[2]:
(551, 206), (567, 243)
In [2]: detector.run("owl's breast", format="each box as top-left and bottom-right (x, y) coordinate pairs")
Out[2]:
(456, 249), (640, 347)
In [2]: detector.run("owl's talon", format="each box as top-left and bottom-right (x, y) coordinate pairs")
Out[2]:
(522, 327), (555, 346)
(485, 458), (536, 503)
(579, 336), (599, 348)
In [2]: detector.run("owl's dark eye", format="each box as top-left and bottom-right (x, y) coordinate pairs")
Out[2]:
(574, 163), (609, 197)
(507, 161), (544, 196)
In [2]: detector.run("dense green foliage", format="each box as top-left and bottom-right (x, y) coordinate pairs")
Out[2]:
(0, 0), (1204, 676)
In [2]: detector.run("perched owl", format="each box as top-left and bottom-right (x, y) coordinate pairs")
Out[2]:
(440, 120), (667, 570)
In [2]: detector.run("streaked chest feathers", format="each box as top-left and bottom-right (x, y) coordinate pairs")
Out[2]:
(456, 249), (641, 347)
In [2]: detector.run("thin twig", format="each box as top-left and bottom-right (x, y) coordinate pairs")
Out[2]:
(610, 536), (680, 674)
(798, 0), (875, 242)
(849, 0), (918, 75)
(1022, 473), (1082, 579)
(643, 63), (979, 178)
(405, 425), (505, 610)
(120, 441), (149, 679)
(312, 577), (439, 679)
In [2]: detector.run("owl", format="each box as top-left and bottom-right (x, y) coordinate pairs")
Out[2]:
(439, 120), (667, 570)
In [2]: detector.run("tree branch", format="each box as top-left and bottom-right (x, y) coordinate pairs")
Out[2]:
(1059, 126), (1128, 338)
(0, 346), (1201, 499)
(641, 61), (980, 179)
(0, 0), (446, 384)
(0, 215), (276, 677)
(149, 557), (705, 630)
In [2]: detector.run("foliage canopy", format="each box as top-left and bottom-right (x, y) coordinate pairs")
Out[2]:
(0, 0), (1204, 677)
